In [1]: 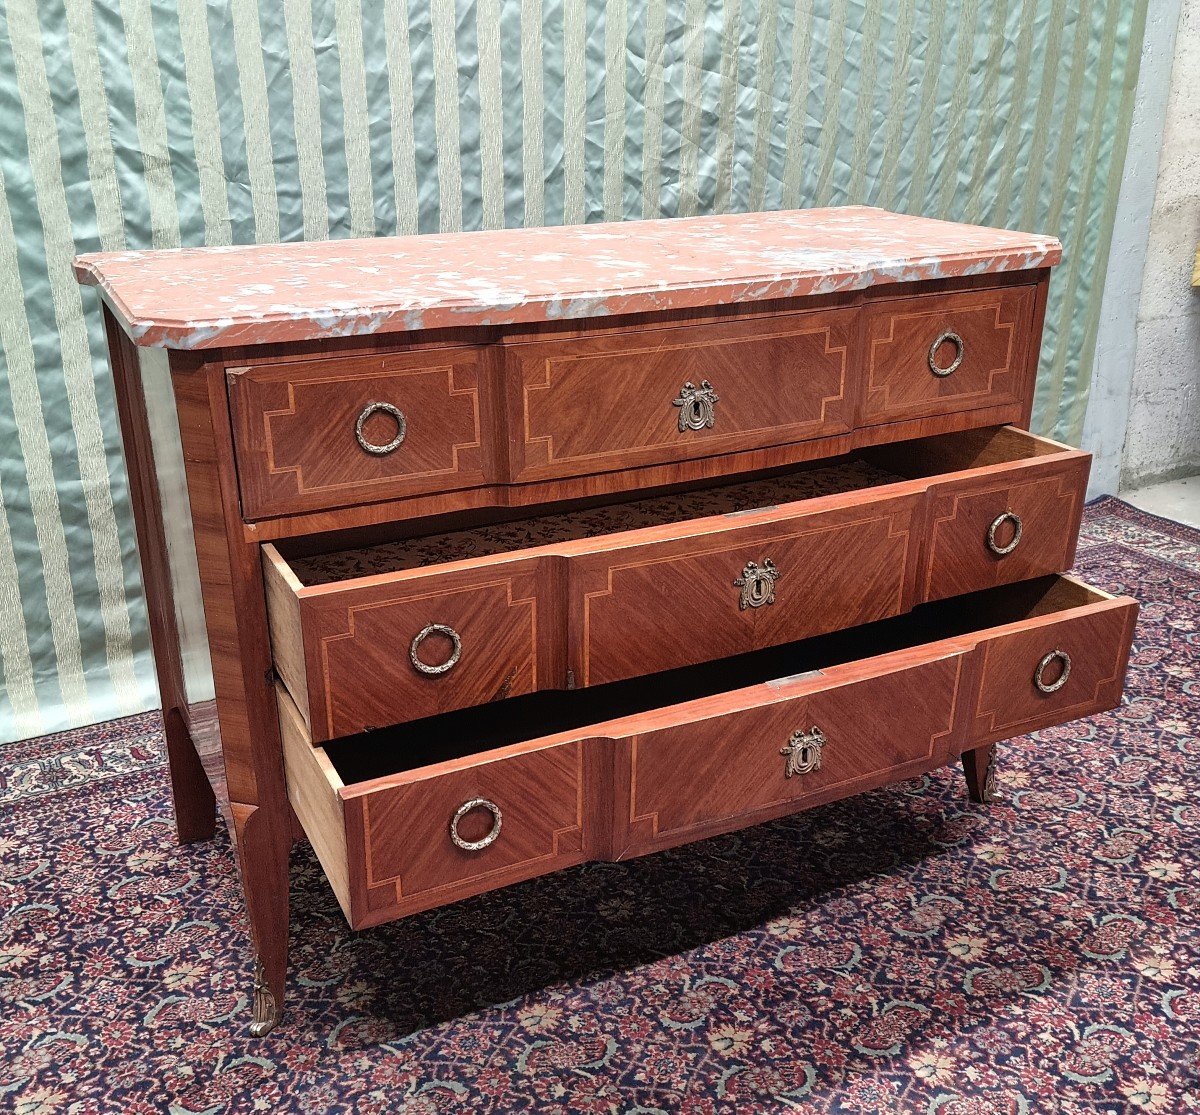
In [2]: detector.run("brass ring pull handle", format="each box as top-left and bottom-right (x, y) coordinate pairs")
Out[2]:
(987, 511), (1023, 556)
(1034, 649), (1072, 694)
(355, 401), (407, 455)
(735, 558), (780, 610)
(449, 798), (502, 852)
(781, 726), (827, 778)
(410, 623), (462, 676)
(928, 331), (965, 377)
(672, 379), (719, 432)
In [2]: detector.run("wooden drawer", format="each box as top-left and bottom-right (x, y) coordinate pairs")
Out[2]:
(921, 451), (1087, 601)
(863, 426), (1091, 602)
(264, 550), (553, 740)
(279, 689), (589, 930)
(571, 494), (922, 686)
(282, 575), (1136, 929)
(862, 286), (1037, 425)
(618, 576), (1135, 857)
(968, 580), (1138, 744)
(227, 347), (489, 518)
(265, 426), (1090, 740)
(504, 308), (856, 482)
(620, 653), (963, 854)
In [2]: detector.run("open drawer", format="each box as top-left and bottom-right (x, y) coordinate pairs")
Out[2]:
(265, 425), (1090, 741)
(280, 575), (1136, 929)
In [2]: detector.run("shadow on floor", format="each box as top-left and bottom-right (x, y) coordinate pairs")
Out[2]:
(285, 775), (971, 1042)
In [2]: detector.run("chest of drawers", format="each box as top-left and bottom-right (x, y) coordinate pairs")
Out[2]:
(77, 206), (1136, 1035)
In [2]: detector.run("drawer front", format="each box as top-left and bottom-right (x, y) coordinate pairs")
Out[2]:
(619, 653), (965, 856)
(923, 456), (1089, 602)
(228, 348), (488, 518)
(283, 577), (1135, 931)
(303, 561), (547, 740)
(507, 309), (856, 481)
(862, 286), (1035, 426)
(574, 495), (922, 687)
(969, 593), (1137, 744)
(343, 740), (587, 926)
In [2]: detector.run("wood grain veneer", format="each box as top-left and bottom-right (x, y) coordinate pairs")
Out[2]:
(85, 216), (1105, 1033)
(506, 307), (855, 481)
(239, 400), (1033, 541)
(863, 285), (1036, 425)
(618, 651), (965, 856)
(287, 575), (1137, 930)
(263, 426), (1090, 740)
(227, 346), (492, 518)
(223, 279), (1045, 524)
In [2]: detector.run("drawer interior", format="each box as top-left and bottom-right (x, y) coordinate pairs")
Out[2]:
(281, 425), (1072, 584)
(322, 573), (1108, 786)
(283, 456), (902, 582)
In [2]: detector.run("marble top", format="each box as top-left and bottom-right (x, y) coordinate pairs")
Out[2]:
(74, 206), (1061, 350)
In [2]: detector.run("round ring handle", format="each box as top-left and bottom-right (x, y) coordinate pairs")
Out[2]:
(450, 798), (502, 852)
(928, 331), (965, 377)
(987, 511), (1023, 556)
(355, 401), (407, 455)
(1034, 649), (1072, 694)
(410, 623), (462, 676)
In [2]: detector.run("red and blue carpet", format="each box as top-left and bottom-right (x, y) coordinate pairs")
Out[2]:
(2, 497), (1197, 1113)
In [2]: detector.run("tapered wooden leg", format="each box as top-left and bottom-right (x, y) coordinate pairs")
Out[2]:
(163, 708), (217, 844)
(104, 311), (219, 845)
(962, 743), (997, 804)
(232, 803), (290, 1036)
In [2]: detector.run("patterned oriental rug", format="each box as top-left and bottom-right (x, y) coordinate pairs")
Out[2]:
(2, 497), (1198, 1114)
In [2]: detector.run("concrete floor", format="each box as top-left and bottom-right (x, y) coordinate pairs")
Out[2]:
(1121, 474), (1200, 528)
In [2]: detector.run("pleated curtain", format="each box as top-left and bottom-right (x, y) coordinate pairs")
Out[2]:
(0, 0), (1147, 740)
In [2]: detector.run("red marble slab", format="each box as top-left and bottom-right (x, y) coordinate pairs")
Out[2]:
(74, 206), (1061, 350)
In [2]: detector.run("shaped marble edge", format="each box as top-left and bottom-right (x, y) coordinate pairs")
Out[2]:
(73, 206), (1062, 351)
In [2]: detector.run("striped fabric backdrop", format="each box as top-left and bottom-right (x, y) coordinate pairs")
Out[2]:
(0, 0), (1147, 742)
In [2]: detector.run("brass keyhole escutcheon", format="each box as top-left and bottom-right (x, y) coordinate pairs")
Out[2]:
(781, 726), (827, 778)
(735, 558), (780, 610)
(672, 380), (719, 432)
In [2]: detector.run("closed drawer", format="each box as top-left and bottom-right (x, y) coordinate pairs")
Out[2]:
(862, 286), (1037, 425)
(504, 308), (856, 482)
(227, 347), (488, 519)
(265, 426), (1090, 740)
(282, 575), (1136, 929)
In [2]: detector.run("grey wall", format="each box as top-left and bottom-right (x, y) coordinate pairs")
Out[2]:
(1121, 0), (1200, 490)
(1083, 0), (1185, 496)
